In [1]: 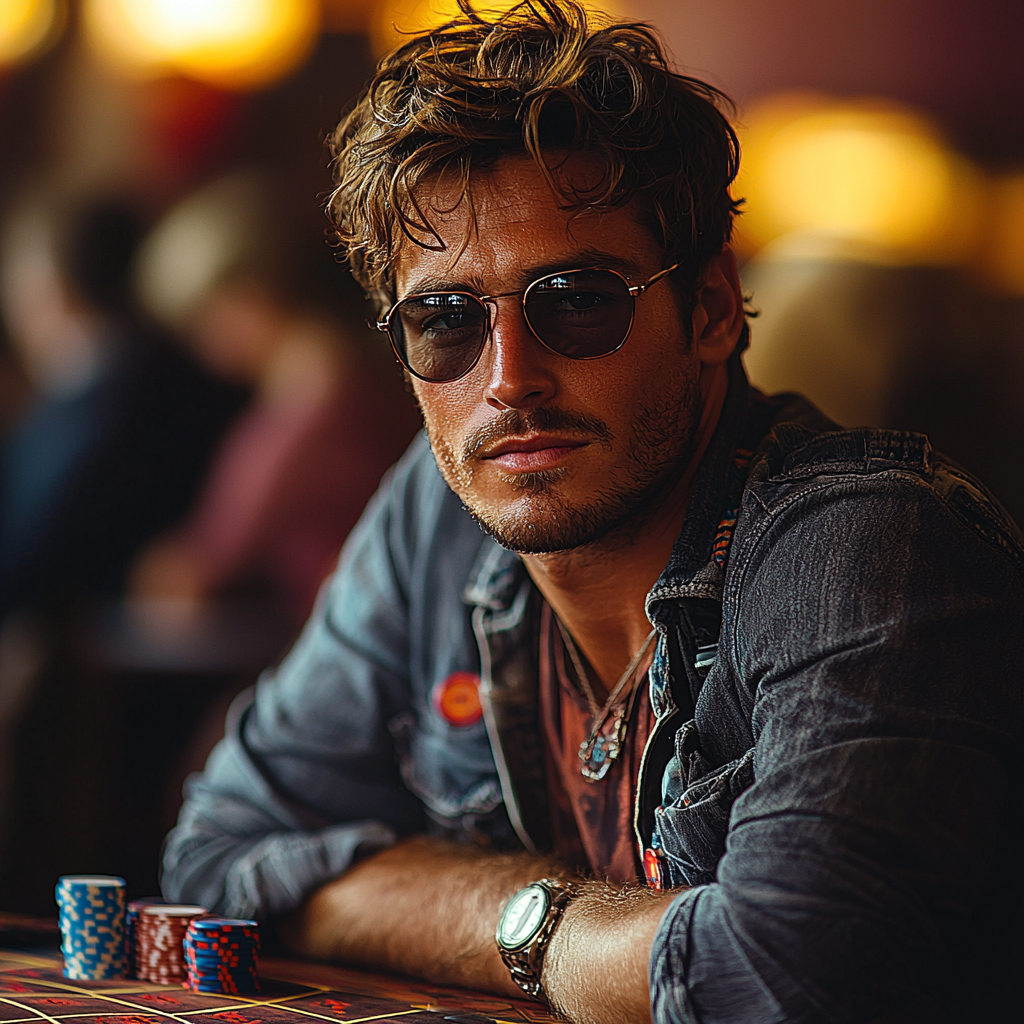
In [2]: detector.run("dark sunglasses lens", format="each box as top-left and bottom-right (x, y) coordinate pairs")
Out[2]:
(391, 293), (489, 382)
(524, 269), (634, 358)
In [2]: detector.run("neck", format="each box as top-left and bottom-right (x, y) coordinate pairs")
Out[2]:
(521, 362), (730, 699)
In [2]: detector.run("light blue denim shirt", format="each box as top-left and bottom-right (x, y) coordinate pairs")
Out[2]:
(163, 358), (1024, 1023)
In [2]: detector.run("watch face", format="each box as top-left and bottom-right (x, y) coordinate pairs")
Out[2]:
(497, 885), (550, 951)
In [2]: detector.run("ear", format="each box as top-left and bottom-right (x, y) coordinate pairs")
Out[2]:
(691, 246), (745, 368)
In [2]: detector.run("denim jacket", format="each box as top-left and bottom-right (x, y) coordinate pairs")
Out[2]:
(163, 358), (1024, 1023)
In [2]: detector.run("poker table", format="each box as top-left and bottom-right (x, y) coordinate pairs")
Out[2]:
(0, 915), (558, 1024)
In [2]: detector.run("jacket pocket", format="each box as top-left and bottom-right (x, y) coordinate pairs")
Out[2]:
(654, 719), (755, 886)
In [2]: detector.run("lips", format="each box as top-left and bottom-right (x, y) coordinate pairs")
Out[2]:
(481, 434), (588, 472)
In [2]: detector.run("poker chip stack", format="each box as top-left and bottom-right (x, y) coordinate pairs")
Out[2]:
(135, 905), (208, 984)
(55, 875), (128, 980)
(184, 917), (261, 995)
(126, 897), (167, 978)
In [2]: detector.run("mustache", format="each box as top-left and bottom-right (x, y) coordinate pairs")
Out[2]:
(462, 407), (613, 462)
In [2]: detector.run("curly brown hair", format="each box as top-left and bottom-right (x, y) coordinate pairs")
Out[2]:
(327, 0), (742, 313)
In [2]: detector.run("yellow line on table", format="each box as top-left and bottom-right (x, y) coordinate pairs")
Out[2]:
(0, 976), (320, 1018)
(329, 1013), (422, 1024)
(0, 980), (197, 1024)
(184, 992), (413, 1024)
(0, 996), (64, 1024)
(167, 988), (343, 1019)
(0, 977), (423, 1024)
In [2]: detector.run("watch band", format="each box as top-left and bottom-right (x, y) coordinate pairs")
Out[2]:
(496, 879), (579, 1000)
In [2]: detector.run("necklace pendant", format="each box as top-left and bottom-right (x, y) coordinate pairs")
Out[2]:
(579, 708), (626, 781)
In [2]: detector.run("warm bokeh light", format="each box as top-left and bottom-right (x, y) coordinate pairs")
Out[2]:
(0, 0), (63, 66)
(980, 172), (1024, 297)
(734, 94), (984, 265)
(371, 0), (629, 56)
(83, 0), (319, 91)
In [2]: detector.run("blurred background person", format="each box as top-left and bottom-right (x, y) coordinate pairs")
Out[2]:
(0, 192), (246, 621)
(129, 169), (421, 631)
(0, 189), (246, 869)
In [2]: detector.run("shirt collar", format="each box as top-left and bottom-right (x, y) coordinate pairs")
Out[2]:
(645, 353), (751, 625)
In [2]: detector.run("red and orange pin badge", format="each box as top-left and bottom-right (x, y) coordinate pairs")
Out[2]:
(432, 672), (483, 727)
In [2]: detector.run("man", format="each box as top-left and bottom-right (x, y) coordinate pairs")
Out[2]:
(163, 4), (1023, 1022)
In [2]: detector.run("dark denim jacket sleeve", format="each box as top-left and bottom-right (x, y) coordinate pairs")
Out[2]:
(160, 440), (438, 919)
(650, 459), (1024, 1023)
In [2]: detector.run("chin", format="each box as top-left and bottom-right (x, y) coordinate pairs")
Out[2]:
(466, 488), (640, 555)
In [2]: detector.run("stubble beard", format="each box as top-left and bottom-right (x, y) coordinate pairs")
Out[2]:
(426, 374), (702, 556)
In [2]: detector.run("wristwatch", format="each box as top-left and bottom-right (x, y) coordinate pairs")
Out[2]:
(495, 878), (578, 999)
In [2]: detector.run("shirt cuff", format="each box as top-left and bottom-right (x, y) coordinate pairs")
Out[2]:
(650, 885), (790, 1024)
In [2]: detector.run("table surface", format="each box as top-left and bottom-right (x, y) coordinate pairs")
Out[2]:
(0, 949), (561, 1024)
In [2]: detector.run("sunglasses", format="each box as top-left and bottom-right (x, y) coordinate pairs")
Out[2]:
(376, 263), (679, 383)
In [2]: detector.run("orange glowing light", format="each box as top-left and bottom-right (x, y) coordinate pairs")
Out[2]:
(980, 172), (1024, 297)
(83, 0), (319, 91)
(0, 0), (63, 66)
(734, 94), (983, 266)
(371, 0), (629, 56)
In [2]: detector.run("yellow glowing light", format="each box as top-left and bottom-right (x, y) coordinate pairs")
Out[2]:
(734, 95), (983, 265)
(0, 0), (62, 65)
(84, 0), (319, 91)
(371, 0), (629, 56)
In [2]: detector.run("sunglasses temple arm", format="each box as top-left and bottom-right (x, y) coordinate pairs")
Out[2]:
(631, 262), (680, 295)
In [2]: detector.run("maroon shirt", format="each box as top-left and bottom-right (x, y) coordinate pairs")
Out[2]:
(538, 601), (655, 882)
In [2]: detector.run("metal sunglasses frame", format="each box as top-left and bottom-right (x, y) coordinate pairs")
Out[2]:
(375, 262), (680, 383)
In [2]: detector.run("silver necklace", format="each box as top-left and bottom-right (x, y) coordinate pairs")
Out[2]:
(555, 618), (657, 782)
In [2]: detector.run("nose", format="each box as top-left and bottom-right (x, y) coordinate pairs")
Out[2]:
(481, 298), (558, 410)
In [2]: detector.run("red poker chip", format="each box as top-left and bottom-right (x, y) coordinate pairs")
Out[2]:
(133, 904), (207, 984)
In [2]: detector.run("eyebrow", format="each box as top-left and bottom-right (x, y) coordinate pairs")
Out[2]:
(401, 248), (648, 298)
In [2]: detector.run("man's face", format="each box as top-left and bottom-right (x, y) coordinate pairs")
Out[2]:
(396, 155), (703, 554)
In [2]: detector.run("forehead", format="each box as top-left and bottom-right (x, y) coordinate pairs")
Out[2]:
(393, 154), (662, 293)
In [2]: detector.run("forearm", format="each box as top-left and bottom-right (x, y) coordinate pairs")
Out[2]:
(543, 881), (676, 1024)
(281, 835), (677, 1023)
(279, 836), (566, 995)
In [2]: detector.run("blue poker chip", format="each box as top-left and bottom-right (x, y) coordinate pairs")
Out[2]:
(188, 917), (257, 929)
(55, 875), (127, 981)
(189, 942), (257, 950)
(188, 967), (256, 975)
(186, 954), (258, 964)
(188, 967), (258, 976)
(190, 953), (258, 962)
(186, 941), (259, 950)
(187, 947), (257, 953)
(189, 985), (260, 994)
(192, 981), (259, 987)
(186, 955), (256, 963)
(184, 916), (260, 995)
